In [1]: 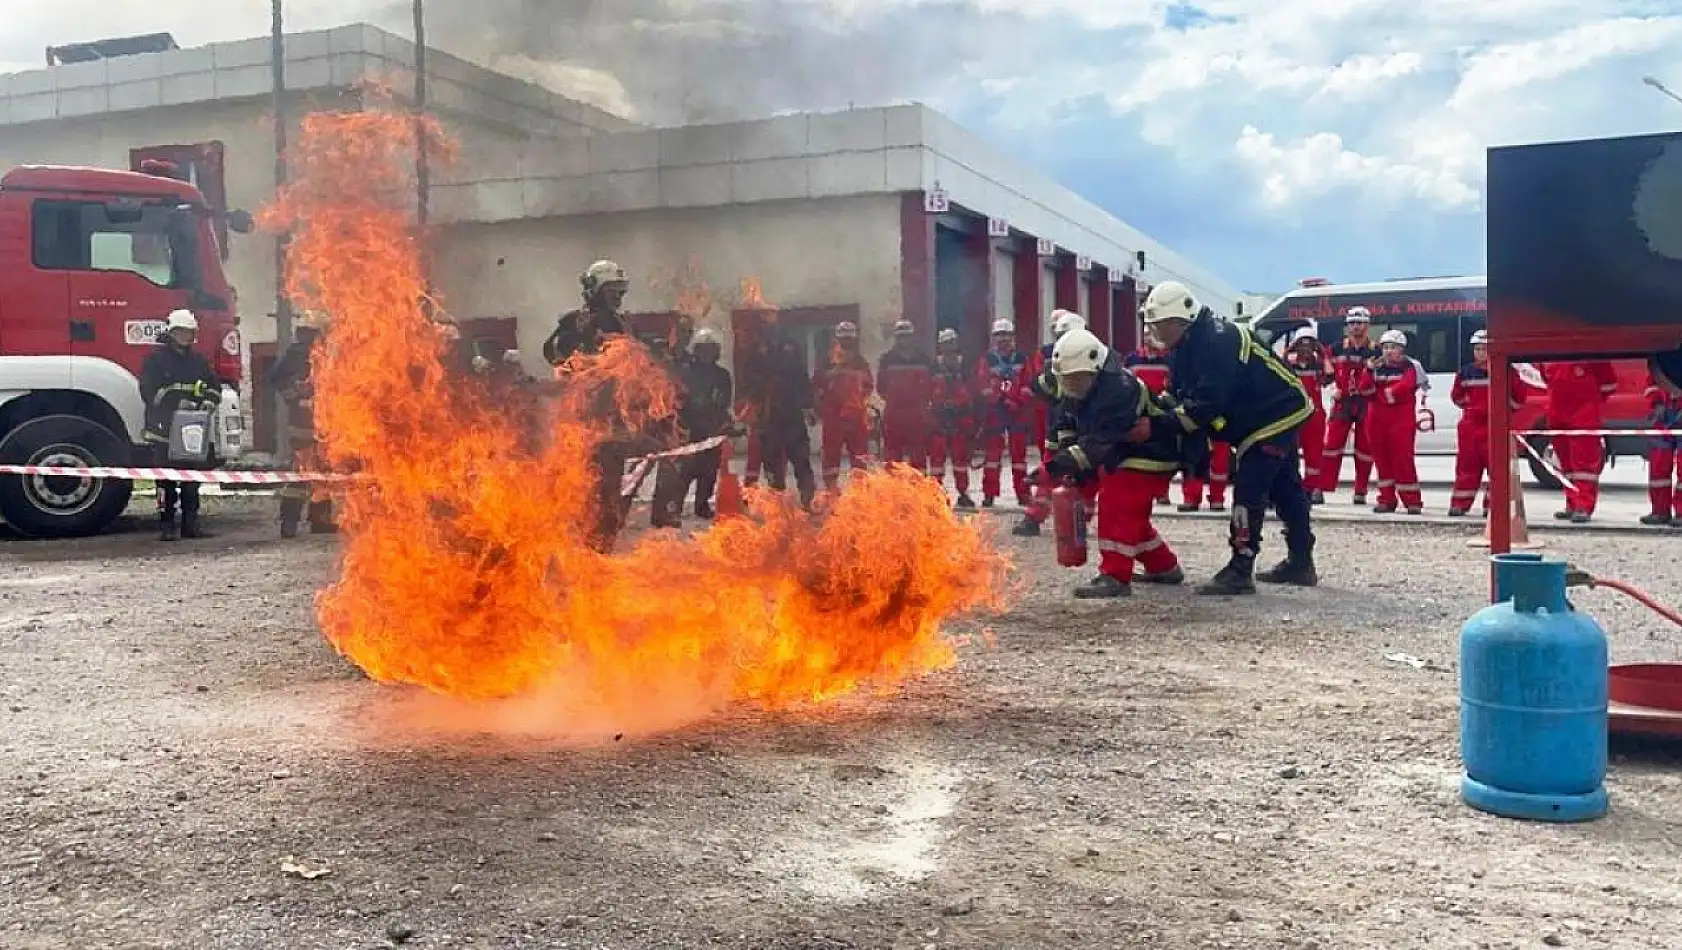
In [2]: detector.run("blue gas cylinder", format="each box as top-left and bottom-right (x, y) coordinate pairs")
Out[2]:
(1460, 553), (1608, 822)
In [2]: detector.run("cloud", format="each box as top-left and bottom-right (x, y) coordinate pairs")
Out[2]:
(5, 1), (1682, 292)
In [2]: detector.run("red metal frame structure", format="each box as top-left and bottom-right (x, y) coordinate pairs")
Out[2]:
(1485, 131), (1682, 568)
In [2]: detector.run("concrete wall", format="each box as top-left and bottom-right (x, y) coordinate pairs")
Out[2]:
(430, 193), (904, 375)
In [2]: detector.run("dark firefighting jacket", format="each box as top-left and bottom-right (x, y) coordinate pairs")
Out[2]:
(543, 307), (627, 366)
(680, 360), (734, 439)
(1046, 352), (1181, 484)
(269, 329), (320, 444)
(139, 342), (220, 444)
(1166, 313), (1314, 458)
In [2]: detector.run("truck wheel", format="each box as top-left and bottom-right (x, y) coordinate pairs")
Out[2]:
(0, 414), (134, 538)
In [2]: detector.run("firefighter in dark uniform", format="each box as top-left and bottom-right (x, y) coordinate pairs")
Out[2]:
(1141, 281), (1318, 595)
(139, 309), (222, 541)
(759, 334), (819, 509)
(1042, 327), (1185, 599)
(652, 327), (734, 522)
(268, 314), (337, 537)
(543, 259), (640, 551)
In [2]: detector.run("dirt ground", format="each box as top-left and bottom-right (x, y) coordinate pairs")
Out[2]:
(3, 498), (1681, 950)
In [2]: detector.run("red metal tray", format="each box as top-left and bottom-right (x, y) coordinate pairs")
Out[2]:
(1609, 664), (1682, 737)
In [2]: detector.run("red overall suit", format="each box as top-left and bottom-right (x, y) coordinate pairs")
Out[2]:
(1285, 344), (1331, 491)
(1365, 357), (1423, 510)
(977, 347), (1031, 503)
(1122, 347), (1174, 504)
(1449, 361), (1528, 514)
(812, 348), (874, 489)
(1646, 373), (1682, 522)
(1021, 343), (1054, 460)
(878, 349), (936, 472)
(1543, 361), (1618, 516)
(1321, 339), (1379, 497)
(928, 357), (978, 496)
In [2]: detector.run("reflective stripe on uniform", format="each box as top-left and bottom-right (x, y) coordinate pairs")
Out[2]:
(1097, 536), (1164, 557)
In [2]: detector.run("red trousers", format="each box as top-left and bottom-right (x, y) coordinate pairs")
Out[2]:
(820, 413), (870, 489)
(1321, 406), (1373, 495)
(1299, 410), (1327, 490)
(881, 413), (928, 472)
(1096, 470), (1179, 582)
(1450, 417), (1491, 513)
(1369, 408), (1422, 508)
(928, 431), (971, 494)
(1556, 434), (1604, 514)
(1181, 441), (1230, 506)
(1650, 445), (1682, 517)
(982, 427), (1030, 501)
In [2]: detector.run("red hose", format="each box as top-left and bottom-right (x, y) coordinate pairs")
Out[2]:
(1589, 576), (1682, 627)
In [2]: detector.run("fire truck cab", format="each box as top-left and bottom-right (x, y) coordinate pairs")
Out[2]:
(0, 164), (249, 537)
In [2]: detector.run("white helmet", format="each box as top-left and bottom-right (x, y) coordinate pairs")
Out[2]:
(834, 321), (859, 339)
(582, 259), (628, 290)
(990, 319), (1015, 335)
(1289, 327), (1317, 346)
(691, 326), (721, 348)
(891, 320), (916, 337)
(1379, 329), (1408, 347)
(1345, 306), (1371, 323)
(166, 309), (198, 332)
(1141, 281), (1198, 324)
(1470, 329), (1488, 345)
(1049, 309), (1086, 340)
(936, 327), (959, 345)
(1052, 328), (1109, 376)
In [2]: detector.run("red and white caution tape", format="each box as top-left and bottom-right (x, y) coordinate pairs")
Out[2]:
(1510, 436), (1577, 492)
(619, 435), (728, 497)
(0, 464), (348, 484)
(1520, 428), (1677, 438)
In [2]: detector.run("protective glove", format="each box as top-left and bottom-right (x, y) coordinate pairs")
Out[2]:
(1181, 436), (1211, 482)
(1044, 449), (1081, 481)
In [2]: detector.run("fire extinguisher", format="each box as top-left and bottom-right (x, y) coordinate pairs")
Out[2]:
(1051, 482), (1089, 568)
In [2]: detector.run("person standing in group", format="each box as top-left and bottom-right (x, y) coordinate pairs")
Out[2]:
(1644, 362), (1682, 525)
(758, 335), (819, 509)
(812, 321), (874, 490)
(269, 315), (337, 538)
(1042, 328), (1185, 599)
(928, 328), (979, 508)
(1141, 281), (1317, 595)
(1365, 330), (1424, 515)
(139, 309), (222, 541)
(1320, 307), (1379, 504)
(876, 321), (937, 473)
(976, 320), (1031, 507)
(1543, 359), (1618, 523)
(1283, 328), (1333, 502)
(652, 327), (734, 523)
(1015, 310), (1091, 536)
(1447, 329), (1528, 517)
(1122, 332), (1175, 506)
(734, 331), (777, 491)
(1019, 312), (1075, 482)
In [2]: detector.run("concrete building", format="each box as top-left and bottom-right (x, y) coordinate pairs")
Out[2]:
(0, 23), (1240, 448)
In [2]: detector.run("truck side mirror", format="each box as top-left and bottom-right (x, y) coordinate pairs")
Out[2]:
(225, 209), (255, 234)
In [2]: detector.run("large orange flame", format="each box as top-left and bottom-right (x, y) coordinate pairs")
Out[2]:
(262, 107), (1008, 734)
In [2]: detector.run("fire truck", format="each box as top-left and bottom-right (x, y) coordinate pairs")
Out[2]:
(0, 164), (250, 537)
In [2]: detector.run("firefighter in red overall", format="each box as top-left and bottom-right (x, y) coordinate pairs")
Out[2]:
(928, 328), (979, 508)
(977, 319), (1031, 507)
(877, 320), (937, 472)
(1320, 307), (1379, 504)
(1448, 329), (1529, 517)
(1042, 328), (1185, 599)
(1542, 359), (1618, 522)
(1641, 367), (1682, 526)
(1015, 310), (1092, 536)
(1019, 313), (1061, 468)
(1122, 333), (1175, 506)
(813, 320), (874, 490)
(1283, 328), (1332, 503)
(1363, 329), (1424, 514)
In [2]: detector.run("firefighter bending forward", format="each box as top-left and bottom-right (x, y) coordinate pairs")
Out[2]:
(270, 315), (337, 537)
(928, 329), (979, 508)
(1042, 328), (1184, 599)
(1143, 281), (1318, 595)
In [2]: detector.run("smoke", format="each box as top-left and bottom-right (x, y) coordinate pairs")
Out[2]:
(366, 0), (994, 124)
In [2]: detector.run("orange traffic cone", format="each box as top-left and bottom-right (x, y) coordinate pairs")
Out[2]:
(715, 438), (744, 519)
(1469, 454), (1542, 550)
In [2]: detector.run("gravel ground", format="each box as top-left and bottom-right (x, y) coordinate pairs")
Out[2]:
(3, 499), (1681, 950)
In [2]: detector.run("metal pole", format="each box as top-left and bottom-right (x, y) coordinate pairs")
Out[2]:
(414, 0), (429, 229)
(271, 0), (293, 460)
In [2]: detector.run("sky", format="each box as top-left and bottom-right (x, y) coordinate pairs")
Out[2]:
(7, 0), (1682, 294)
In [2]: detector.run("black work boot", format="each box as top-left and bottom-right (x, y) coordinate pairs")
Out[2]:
(159, 513), (179, 542)
(694, 501), (716, 519)
(1197, 557), (1257, 596)
(1553, 508), (1575, 521)
(1640, 512), (1674, 526)
(1012, 519), (1042, 537)
(280, 497), (305, 538)
(1074, 574), (1131, 599)
(308, 501), (339, 534)
(955, 493), (976, 510)
(1308, 490), (1325, 505)
(1134, 565), (1185, 585)
(180, 512), (210, 539)
(1257, 557), (1318, 587)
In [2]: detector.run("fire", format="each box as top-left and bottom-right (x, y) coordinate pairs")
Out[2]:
(263, 107), (1008, 734)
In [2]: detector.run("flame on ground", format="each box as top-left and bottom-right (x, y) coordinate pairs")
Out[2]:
(263, 107), (1009, 736)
